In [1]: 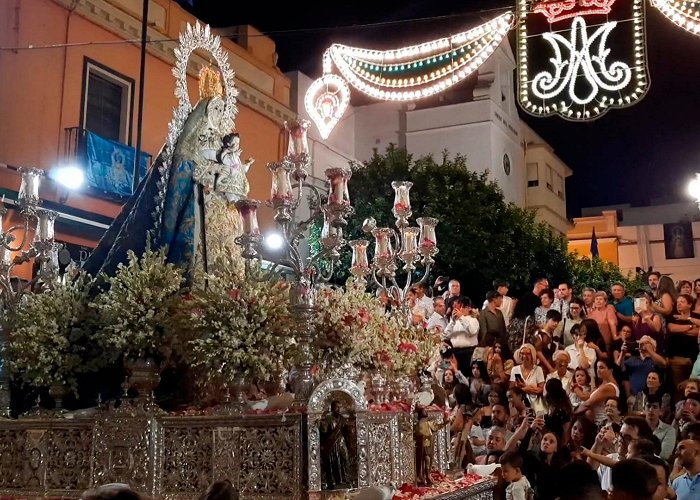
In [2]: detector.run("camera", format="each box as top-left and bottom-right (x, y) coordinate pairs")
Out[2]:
(624, 340), (640, 356)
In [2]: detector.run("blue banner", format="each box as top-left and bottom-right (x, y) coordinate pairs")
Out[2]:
(84, 130), (150, 197)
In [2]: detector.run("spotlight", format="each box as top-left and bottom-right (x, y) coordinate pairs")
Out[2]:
(264, 232), (284, 251)
(52, 165), (85, 190)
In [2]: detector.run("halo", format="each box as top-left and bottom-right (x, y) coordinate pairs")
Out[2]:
(152, 22), (238, 237)
(166, 22), (238, 163)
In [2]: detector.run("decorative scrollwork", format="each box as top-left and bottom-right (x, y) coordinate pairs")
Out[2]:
(531, 17), (631, 106)
(161, 427), (213, 493)
(307, 378), (367, 414)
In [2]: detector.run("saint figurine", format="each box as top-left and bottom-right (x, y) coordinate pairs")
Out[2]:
(84, 63), (249, 285)
(320, 400), (352, 490)
(415, 406), (447, 486)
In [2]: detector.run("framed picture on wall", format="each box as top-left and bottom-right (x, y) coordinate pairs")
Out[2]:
(663, 222), (695, 260)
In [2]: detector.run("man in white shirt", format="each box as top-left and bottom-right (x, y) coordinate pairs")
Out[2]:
(414, 283), (434, 317)
(552, 281), (573, 339)
(442, 296), (479, 376)
(565, 326), (596, 385)
(427, 297), (448, 332)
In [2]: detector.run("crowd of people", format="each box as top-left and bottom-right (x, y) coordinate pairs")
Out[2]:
(401, 274), (700, 500)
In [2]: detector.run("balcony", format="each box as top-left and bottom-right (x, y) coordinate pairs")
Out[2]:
(64, 127), (151, 201)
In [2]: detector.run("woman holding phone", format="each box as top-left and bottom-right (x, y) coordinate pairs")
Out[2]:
(510, 344), (545, 412)
(574, 358), (620, 425)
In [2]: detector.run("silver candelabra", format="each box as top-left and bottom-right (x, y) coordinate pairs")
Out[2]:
(349, 181), (439, 318)
(0, 167), (62, 417)
(234, 119), (353, 405)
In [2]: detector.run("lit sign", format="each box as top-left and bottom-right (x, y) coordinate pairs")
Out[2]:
(517, 0), (649, 121)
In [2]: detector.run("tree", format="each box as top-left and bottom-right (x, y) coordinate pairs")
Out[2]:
(312, 146), (643, 303)
(566, 254), (645, 296)
(318, 145), (571, 300)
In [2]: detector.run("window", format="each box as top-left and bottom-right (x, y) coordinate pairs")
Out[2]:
(555, 172), (564, 198)
(545, 163), (554, 191)
(527, 162), (539, 187)
(81, 59), (134, 144)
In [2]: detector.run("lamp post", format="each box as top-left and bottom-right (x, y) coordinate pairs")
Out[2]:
(350, 180), (439, 318)
(0, 167), (62, 417)
(689, 173), (700, 209)
(234, 119), (352, 405)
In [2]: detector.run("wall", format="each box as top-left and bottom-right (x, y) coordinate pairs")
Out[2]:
(0, 0), (296, 278)
(568, 208), (700, 281)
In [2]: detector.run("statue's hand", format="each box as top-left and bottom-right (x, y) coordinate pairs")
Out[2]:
(244, 157), (255, 172)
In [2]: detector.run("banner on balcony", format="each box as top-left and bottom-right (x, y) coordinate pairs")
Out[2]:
(85, 131), (150, 197)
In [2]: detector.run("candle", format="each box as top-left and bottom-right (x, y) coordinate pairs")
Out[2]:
(285, 119), (310, 158)
(35, 209), (57, 242)
(321, 215), (338, 240)
(372, 227), (394, 260)
(269, 162), (293, 202)
(0, 245), (12, 266)
(349, 239), (370, 276)
(234, 200), (261, 236)
(18, 168), (43, 207)
(391, 181), (412, 215)
(417, 217), (438, 250)
(325, 168), (351, 206)
(400, 227), (419, 255)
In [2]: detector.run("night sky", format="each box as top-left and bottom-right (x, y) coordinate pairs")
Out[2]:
(185, 0), (700, 218)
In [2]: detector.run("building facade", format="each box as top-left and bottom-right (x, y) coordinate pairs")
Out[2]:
(0, 0), (295, 279)
(568, 203), (700, 282)
(287, 39), (573, 234)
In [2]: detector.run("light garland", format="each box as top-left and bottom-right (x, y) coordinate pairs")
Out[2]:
(304, 71), (350, 139)
(517, 0), (649, 121)
(327, 11), (514, 102)
(652, 0), (700, 35)
(533, 0), (616, 23)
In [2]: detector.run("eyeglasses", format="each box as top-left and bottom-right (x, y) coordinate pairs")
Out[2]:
(620, 433), (636, 443)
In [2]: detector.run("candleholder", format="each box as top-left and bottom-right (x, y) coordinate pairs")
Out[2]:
(234, 119), (353, 405)
(361, 182), (439, 318)
(0, 168), (62, 418)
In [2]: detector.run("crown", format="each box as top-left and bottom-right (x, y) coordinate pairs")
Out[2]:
(533, 0), (617, 24)
(198, 64), (224, 100)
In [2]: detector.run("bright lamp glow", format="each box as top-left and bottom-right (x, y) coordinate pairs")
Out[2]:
(52, 165), (85, 190)
(688, 174), (700, 201)
(264, 232), (285, 251)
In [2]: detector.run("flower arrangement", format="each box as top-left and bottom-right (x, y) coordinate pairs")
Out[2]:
(177, 263), (294, 388)
(314, 278), (438, 378)
(3, 269), (100, 393)
(313, 278), (384, 370)
(91, 247), (185, 364)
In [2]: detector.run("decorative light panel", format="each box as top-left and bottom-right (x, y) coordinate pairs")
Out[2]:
(327, 11), (514, 102)
(651, 0), (700, 35)
(517, 0), (650, 121)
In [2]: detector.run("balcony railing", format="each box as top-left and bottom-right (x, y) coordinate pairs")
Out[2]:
(64, 127), (151, 200)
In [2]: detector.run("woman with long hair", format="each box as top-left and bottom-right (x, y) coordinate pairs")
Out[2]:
(543, 378), (573, 446)
(628, 369), (672, 419)
(466, 360), (492, 407)
(574, 359), (620, 425)
(580, 319), (607, 362)
(505, 416), (569, 499)
(566, 415), (597, 460)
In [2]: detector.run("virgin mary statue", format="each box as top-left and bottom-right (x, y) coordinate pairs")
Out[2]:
(84, 24), (250, 285)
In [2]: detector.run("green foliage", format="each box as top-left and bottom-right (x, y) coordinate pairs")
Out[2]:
(320, 145), (629, 300)
(91, 247), (185, 363)
(566, 254), (646, 295)
(3, 271), (102, 394)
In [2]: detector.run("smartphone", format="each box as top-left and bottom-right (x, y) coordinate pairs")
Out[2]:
(514, 374), (525, 384)
(523, 396), (532, 409)
(634, 297), (648, 313)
